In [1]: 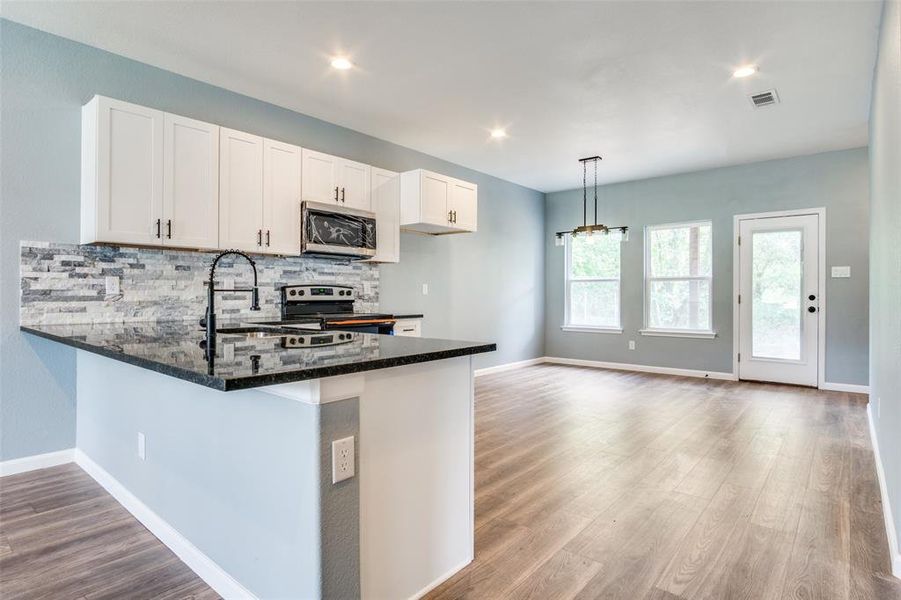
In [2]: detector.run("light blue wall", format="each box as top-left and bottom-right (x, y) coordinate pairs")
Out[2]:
(545, 148), (870, 384)
(868, 0), (901, 552)
(0, 20), (545, 460)
(76, 351), (360, 598)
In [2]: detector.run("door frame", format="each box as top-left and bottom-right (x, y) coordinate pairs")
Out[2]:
(732, 208), (826, 388)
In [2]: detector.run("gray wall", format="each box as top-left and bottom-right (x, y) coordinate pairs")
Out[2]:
(868, 0), (901, 554)
(545, 148), (870, 385)
(0, 20), (545, 461)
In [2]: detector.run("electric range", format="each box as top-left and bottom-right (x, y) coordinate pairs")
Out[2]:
(263, 284), (397, 335)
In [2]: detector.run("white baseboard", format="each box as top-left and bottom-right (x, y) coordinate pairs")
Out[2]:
(408, 556), (472, 600)
(820, 381), (870, 394)
(0, 448), (74, 477)
(867, 404), (901, 578)
(544, 356), (737, 381)
(74, 450), (257, 600)
(474, 357), (545, 377)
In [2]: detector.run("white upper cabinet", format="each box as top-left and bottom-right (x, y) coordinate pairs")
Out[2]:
(338, 158), (371, 211)
(82, 96), (164, 245)
(219, 128), (264, 253)
(302, 149), (372, 211)
(366, 168), (401, 263)
(163, 114), (219, 249)
(263, 139), (302, 255)
(400, 169), (478, 234)
(301, 149), (339, 204)
(449, 178), (477, 232)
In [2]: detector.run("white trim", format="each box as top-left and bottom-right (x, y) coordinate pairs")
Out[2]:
(867, 404), (901, 577)
(639, 328), (716, 339)
(408, 557), (473, 600)
(732, 207), (828, 387)
(819, 381), (870, 394)
(561, 326), (623, 334)
(74, 449), (257, 600)
(474, 357), (545, 376)
(544, 356), (737, 381)
(0, 448), (74, 477)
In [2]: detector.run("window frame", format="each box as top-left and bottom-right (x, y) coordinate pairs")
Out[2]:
(562, 232), (623, 334)
(641, 220), (716, 339)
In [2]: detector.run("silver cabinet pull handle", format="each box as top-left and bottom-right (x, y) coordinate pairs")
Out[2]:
(257, 230), (262, 246)
(266, 230), (270, 247)
(334, 186), (339, 202)
(166, 219), (172, 239)
(341, 187), (346, 203)
(155, 218), (161, 238)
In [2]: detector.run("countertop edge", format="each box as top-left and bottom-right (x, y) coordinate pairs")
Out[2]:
(20, 325), (496, 392)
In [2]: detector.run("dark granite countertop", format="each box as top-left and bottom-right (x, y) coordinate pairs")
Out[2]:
(20, 322), (495, 392)
(391, 313), (424, 319)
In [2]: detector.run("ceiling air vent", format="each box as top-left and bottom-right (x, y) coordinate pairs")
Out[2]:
(749, 89), (780, 109)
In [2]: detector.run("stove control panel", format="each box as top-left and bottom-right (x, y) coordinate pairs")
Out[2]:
(282, 284), (354, 302)
(281, 331), (356, 348)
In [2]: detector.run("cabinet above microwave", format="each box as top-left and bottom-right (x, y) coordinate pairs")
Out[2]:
(399, 169), (477, 235)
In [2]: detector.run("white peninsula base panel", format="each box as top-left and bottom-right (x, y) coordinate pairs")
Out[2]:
(75, 350), (475, 600)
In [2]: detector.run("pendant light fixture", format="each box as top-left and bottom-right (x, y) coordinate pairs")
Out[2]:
(555, 156), (628, 246)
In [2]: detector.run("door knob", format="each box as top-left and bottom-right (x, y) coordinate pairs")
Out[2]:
(807, 306), (817, 313)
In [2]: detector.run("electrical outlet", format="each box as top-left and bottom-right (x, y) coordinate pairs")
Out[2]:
(628, 340), (636, 350)
(421, 283), (429, 295)
(331, 436), (355, 484)
(137, 432), (146, 460)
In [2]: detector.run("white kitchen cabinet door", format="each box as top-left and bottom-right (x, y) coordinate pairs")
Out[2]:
(263, 139), (302, 255)
(162, 114), (219, 249)
(301, 149), (339, 204)
(219, 128), (264, 253)
(421, 171), (452, 227)
(449, 179), (478, 232)
(82, 96), (164, 245)
(338, 158), (372, 211)
(366, 168), (400, 263)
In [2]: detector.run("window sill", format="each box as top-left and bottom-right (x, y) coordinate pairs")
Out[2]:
(561, 326), (623, 334)
(639, 329), (717, 339)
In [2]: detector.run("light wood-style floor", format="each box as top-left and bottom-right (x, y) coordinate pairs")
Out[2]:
(427, 364), (901, 600)
(0, 462), (217, 600)
(1, 364), (899, 599)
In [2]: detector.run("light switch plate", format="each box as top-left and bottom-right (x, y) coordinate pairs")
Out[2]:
(422, 283), (429, 295)
(331, 436), (355, 484)
(831, 266), (851, 278)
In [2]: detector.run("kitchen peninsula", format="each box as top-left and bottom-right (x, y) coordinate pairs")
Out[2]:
(21, 319), (494, 599)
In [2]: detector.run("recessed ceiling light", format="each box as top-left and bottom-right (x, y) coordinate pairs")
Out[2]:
(331, 57), (353, 70)
(732, 65), (758, 78)
(490, 129), (507, 139)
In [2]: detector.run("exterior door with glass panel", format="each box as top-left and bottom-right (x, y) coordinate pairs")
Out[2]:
(738, 214), (819, 386)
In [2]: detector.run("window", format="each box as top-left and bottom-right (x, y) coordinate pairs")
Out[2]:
(564, 231), (622, 331)
(643, 221), (714, 337)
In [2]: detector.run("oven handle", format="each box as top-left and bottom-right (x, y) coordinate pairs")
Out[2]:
(326, 319), (397, 326)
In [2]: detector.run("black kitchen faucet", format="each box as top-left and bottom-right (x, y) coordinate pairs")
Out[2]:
(201, 249), (261, 359)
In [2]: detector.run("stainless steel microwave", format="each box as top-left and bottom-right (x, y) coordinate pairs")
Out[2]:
(300, 201), (377, 259)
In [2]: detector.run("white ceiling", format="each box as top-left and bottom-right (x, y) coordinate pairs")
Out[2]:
(2, 1), (883, 192)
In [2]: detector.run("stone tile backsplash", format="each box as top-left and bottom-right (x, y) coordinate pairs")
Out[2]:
(20, 241), (378, 326)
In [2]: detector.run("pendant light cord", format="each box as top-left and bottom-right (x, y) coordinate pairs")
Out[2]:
(582, 160), (587, 227)
(593, 158), (598, 226)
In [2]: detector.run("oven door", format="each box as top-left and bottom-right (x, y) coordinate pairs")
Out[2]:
(301, 201), (377, 259)
(325, 319), (396, 335)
